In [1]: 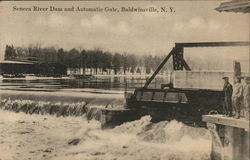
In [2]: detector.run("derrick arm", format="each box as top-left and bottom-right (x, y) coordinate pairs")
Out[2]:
(143, 47), (176, 88)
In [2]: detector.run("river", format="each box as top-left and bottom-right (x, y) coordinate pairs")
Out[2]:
(0, 76), (212, 160)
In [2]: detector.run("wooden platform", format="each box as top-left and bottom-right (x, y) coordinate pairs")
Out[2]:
(202, 114), (249, 131)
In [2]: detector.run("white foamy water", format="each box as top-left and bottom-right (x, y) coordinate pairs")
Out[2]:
(53, 116), (211, 160)
(0, 109), (211, 160)
(0, 86), (212, 160)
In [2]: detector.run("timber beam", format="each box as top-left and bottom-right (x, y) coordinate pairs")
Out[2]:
(175, 41), (250, 48)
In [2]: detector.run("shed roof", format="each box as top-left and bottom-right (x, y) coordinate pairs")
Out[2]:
(0, 60), (34, 65)
(215, 0), (250, 13)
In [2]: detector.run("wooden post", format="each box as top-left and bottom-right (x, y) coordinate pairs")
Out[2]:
(233, 61), (241, 78)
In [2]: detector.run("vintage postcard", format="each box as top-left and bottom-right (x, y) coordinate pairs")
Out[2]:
(0, 0), (249, 160)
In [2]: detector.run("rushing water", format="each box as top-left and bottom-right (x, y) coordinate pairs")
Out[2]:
(0, 76), (212, 160)
(0, 110), (211, 160)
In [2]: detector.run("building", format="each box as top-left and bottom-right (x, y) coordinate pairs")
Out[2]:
(0, 60), (35, 74)
(0, 60), (67, 76)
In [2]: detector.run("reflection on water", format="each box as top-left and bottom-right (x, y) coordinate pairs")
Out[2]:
(0, 76), (169, 92)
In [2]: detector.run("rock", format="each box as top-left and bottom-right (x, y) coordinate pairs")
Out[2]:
(91, 152), (105, 156)
(18, 131), (30, 134)
(68, 138), (80, 145)
(43, 148), (53, 153)
(18, 120), (25, 123)
(122, 146), (128, 149)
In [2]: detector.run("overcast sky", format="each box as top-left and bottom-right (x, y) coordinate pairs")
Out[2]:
(0, 1), (249, 68)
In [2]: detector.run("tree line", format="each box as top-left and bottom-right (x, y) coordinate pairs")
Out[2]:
(4, 44), (174, 75)
(5, 44), (234, 74)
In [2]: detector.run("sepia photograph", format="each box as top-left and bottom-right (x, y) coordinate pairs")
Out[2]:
(0, 0), (249, 160)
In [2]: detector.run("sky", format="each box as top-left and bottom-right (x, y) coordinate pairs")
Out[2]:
(0, 1), (249, 70)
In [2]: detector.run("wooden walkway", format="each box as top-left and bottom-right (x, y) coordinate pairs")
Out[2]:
(202, 114), (249, 131)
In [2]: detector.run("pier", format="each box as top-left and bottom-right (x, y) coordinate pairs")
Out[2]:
(202, 115), (249, 160)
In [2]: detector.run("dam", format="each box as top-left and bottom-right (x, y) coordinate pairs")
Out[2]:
(0, 41), (249, 160)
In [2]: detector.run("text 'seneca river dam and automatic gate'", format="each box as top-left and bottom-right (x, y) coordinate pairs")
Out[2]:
(13, 6), (175, 13)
